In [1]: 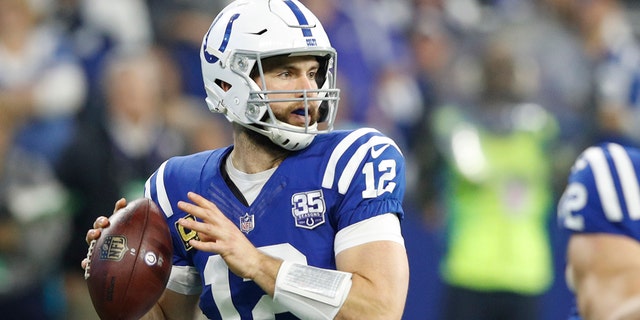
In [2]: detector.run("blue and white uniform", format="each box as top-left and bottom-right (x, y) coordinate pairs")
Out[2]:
(144, 128), (406, 319)
(558, 142), (640, 319)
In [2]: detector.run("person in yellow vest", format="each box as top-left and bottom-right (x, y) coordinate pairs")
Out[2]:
(431, 35), (559, 320)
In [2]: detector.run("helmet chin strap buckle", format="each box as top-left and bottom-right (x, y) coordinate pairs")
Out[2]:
(205, 95), (226, 113)
(245, 103), (266, 121)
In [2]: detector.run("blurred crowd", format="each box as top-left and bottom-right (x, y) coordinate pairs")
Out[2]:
(0, 0), (639, 319)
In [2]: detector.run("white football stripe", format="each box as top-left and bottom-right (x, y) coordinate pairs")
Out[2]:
(338, 135), (400, 195)
(585, 147), (623, 221)
(608, 143), (640, 219)
(322, 128), (378, 189)
(155, 160), (174, 218)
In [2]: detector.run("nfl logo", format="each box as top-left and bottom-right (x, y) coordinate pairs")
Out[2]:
(100, 235), (127, 261)
(239, 213), (254, 234)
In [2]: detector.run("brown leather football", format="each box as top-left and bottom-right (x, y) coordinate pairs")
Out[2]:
(85, 198), (173, 320)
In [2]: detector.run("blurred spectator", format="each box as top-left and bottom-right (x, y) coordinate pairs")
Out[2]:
(0, 90), (71, 319)
(146, 0), (228, 98)
(55, 48), (186, 319)
(0, 0), (87, 165)
(526, 0), (595, 178)
(427, 34), (559, 320)
(408, 0), (596, 230)
(405, 8), (466, 218)
(551, 0), (640, 147)
(302, 0), (412, 129)
(55, 0), (153, 125)
(143, 0), (234, 152)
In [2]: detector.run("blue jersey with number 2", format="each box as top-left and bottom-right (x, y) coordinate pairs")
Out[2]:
(558, 142), (640, 319)
(143, 128), (405, 319)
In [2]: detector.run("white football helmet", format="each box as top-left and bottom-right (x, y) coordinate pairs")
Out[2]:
(201, 0), (340, 151)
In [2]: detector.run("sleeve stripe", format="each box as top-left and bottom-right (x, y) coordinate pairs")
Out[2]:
(156, 160), (174, 218)
(334, 213), (404, 255)
(585, 146), (623, 221)
(608, 143), (640, 219)
(144, 177), (151, 199)
(322, 128), (378, 189)
(338, 135), (400, 195)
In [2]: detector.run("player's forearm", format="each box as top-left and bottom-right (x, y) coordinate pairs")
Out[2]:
(605, 297), (640, 320)
(248, 252), (282, 296)
(335, 273), (407, 320)
(141, 289), (199, 320)
(332, 240), (409, 320)
(576, 281), (640, 320)
(141, 304), (166, 320)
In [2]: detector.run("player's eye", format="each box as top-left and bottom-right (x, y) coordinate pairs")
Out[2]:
(277, 71), (292, 78)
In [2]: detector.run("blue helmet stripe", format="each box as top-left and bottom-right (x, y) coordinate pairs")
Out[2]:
(283, 0), (312, 37)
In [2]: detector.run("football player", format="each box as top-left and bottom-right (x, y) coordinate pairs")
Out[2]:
(83, 0), (409, 319)
(558, 142), (640, 319)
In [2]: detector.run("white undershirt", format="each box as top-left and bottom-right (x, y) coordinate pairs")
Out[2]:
(225, 155), (276, 205)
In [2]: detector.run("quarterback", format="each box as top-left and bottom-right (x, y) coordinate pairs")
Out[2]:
(558, 142), (640, 319)
(83, 0), (409, 319)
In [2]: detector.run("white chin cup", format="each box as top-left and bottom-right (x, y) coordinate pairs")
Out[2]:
(268, 121), (318, 151)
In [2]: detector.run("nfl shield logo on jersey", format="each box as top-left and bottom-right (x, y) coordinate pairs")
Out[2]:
(239, 213), (255, 234)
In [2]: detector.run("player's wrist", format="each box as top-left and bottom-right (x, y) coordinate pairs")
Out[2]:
(235, 249), (281, 290)
(274, 261), (352, 320)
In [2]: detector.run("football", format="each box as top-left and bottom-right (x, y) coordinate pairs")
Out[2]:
(84, 198), (173, 320)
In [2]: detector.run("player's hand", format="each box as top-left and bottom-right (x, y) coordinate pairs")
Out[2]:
(177, 192), (268, 280)
(81, 198), (127, 270)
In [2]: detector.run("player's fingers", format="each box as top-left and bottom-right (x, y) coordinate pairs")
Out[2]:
(177, 199), (219, 223)
(81, 258), (89, 269)
(86, 228), (101, 244)
(178, 216), (227, 244)
(113, 198), (127, 214)
(187, 192), (219, 211)
(92, 216), (110, 229)
(188, 238), (220, 254)
(177, 200), (205, 218)
(177, 216), (212, 235)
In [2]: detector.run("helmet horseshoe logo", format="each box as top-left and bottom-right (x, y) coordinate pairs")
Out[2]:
(203, 13), (240, 64)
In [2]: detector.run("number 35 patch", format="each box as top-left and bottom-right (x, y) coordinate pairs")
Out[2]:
(291, 190), (326, 229)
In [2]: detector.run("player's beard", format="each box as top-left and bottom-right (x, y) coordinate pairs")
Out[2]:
(234, 100), (320, 154)
(233, 122), (292, 155)
(271, 101), (320, 128)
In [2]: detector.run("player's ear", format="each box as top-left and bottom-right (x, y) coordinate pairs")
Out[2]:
(215, 79), (232, 92)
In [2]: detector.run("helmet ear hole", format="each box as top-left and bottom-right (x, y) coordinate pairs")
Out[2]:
(318, 101), (329, 122)
(315, 55), (330, 88)
(215, 79), (232, 92)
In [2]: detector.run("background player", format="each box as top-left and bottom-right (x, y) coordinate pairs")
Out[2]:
(83, 0), (409, 319)
(558, 142), (640, 319)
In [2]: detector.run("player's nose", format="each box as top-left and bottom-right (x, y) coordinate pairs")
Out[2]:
(296, 75), (317, 92)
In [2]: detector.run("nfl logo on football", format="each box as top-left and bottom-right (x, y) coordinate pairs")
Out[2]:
(100, 235), (128, 261)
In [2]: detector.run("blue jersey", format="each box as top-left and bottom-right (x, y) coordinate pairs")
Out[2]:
(558, 142), (640, 319)
(144, 128), (405, 319)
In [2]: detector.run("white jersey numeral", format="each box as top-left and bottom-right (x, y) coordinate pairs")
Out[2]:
(559, 144), (640, 230)
(203, 243), (307, 319)
(362, 160), (397, 199)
